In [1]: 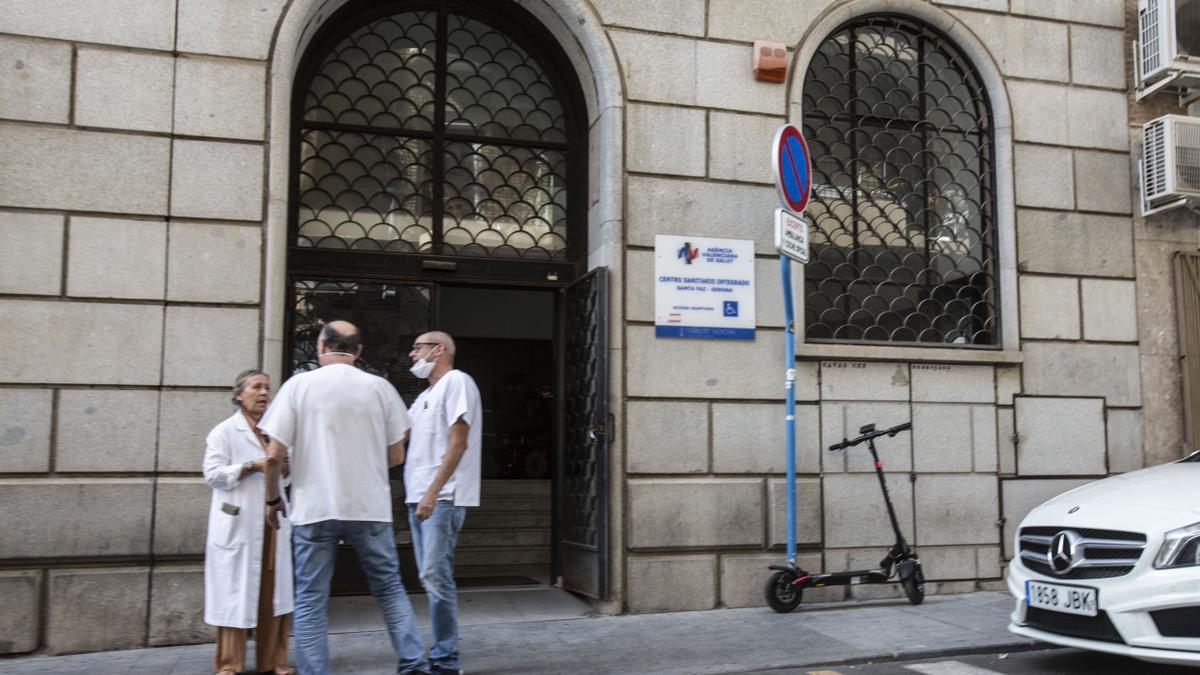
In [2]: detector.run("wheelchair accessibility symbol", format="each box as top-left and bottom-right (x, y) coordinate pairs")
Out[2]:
(723, 301), (739, 317)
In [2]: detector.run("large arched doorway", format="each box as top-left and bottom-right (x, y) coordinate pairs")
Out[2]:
(284, 0), (607, 600)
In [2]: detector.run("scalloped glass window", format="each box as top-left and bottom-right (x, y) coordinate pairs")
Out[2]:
(295, 9), (570, 260)
(801, 16), (999, 347)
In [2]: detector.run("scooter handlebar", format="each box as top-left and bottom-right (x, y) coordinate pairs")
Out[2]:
(827, 421), (912, 451)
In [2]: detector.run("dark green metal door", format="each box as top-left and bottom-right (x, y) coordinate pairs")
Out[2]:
(556, 267), (608, 599)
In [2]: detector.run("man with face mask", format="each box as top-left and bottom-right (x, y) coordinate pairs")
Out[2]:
(403, 331), (482, 675)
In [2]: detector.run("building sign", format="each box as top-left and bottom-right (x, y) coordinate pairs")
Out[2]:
(654, 234), (755, 340)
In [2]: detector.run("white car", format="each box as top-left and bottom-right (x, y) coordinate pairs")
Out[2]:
(1006, 450), (1200, 666)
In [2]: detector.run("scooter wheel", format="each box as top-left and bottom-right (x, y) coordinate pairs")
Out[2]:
(764, 571), (803, 613)
(901, 560), (925, 606)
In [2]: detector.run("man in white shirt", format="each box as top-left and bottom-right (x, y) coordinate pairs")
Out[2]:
(404, 331), (482, 675)
(261, 321), (428, 675)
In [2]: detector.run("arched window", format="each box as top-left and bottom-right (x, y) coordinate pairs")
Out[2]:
(802, 16), (998, 347)
(290, 2), (586, 276)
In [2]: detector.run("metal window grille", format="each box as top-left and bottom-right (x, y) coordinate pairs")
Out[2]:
(1145, 118), (1168, 200)
(801, 15), (1000, 346)
(290, 279), (431, 402)
(1140, 0), (1162, 78)
(292, 4), (577, 262)
(1175, 117), (1200, 192)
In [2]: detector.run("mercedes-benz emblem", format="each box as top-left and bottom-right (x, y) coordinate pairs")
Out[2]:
(1048, 530), (1081, 575)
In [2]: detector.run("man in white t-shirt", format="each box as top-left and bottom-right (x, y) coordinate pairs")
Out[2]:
(404, 331), (481, 675)
(261, 321), (428, 675)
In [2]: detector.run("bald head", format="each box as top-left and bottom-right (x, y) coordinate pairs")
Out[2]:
(319, 320), (361, 354)
(419, 330), (456, 360)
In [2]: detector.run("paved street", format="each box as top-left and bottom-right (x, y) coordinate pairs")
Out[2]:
(0, 591), (1035, 674)
(5, 589), (1194, 674)
(762, 647), (1199, 674)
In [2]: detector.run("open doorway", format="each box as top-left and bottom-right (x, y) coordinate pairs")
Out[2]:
(432, 286), (557, 586)
(287, 279), (558, 592)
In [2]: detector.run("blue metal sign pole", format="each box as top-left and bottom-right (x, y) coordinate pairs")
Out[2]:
(771, 123), (810, 568)
(781, 251), (797, 564)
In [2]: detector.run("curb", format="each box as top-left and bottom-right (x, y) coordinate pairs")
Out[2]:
(739, 640), (1053, 673)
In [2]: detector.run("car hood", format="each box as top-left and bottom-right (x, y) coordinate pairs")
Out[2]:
(1024, 461), (1200, 534)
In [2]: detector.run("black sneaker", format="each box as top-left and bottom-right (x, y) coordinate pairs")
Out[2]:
(430, 666), (463, 675)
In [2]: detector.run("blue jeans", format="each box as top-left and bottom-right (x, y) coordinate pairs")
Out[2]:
(292, 520), (427, 675)
(407, 501), (467, 671)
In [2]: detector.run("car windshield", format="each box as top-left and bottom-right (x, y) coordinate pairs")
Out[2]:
(1181, 450), (1200, 463)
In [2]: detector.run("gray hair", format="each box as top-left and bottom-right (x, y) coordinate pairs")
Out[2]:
(231, 368), (267, 410)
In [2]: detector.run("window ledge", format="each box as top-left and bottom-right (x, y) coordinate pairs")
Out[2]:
(796, 342), (1023, 365)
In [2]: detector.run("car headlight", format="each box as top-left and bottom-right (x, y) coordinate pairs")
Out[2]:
(1155, 522), (1200, 569)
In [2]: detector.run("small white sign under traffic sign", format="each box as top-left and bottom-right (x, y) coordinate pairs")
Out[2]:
(774, 208), (809, 264)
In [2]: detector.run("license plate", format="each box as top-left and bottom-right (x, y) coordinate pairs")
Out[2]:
(1026, 580), (1098, 617)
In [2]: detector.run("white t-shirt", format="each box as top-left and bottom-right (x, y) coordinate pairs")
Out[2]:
(259, 363), (410, 526)
(404, 369), (482, 507)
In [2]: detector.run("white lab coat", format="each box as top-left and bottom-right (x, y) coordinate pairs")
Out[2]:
(202, 411), (294, 628)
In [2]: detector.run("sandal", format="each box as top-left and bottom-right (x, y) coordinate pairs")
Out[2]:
(272, 667), (297, 675)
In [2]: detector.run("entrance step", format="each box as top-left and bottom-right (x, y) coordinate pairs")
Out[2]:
(480, 479), (551, 496)
(479, 479), (550, 511)
(388, 479), (549, 508)
(456, 545), (551, 567)
(326, 586), (592, 635)
(395, 511), (550, 535)
(468, 494), (547, 511)
(458, 528), (552, 547)
(464, 480), (550, 574)
(466, 511), (551, 529)
(334, 478), (554, 596)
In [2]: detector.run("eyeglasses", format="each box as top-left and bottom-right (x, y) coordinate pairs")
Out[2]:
(410, 341), (440, 351)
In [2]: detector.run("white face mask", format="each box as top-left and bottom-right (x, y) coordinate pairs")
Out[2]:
(409, 351), (437, 378)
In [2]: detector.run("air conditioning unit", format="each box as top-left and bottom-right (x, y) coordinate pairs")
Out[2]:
(1142, 115), (1200, 215)
(1136, 0), (1200, 99)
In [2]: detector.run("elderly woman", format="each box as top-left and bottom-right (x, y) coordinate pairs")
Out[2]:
(202, 369), (296, 675)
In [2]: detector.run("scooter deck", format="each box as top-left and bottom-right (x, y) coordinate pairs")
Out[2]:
(769, 565), (891, 587)
(804, 569), (890, 586)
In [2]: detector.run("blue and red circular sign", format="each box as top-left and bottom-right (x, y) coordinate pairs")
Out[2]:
(771, 124), (811, 214)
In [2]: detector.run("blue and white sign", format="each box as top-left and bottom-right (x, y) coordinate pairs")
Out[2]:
(654, 234), (755, 340)
(771, 124), (812, 215)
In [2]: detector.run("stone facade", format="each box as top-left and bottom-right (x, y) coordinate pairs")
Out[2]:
(608, 0), (1183, 620)
(0, 0), (270, 652)
(0, 0), (1192, 655)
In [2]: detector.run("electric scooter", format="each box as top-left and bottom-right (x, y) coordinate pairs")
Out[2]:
(764, 421), (924, 612)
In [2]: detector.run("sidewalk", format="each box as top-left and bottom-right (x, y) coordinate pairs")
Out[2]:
(0, 590), (1037, 674)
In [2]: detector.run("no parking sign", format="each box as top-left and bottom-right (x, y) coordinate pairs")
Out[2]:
(771, 124), (812, 215)
(770, 124), (811, 264)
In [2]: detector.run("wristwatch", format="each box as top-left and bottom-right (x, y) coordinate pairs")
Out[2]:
(243, 460), (256, 474)
(266, 496), (282, 506)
